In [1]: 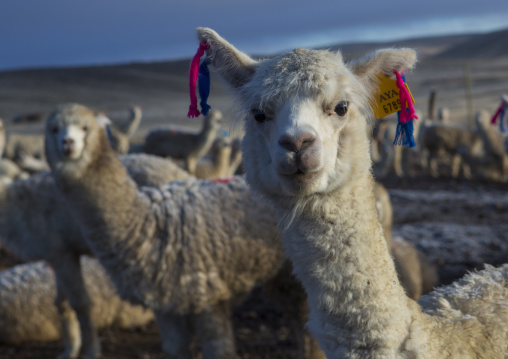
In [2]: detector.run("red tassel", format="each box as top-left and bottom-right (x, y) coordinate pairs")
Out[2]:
(188, 41), (210, 118)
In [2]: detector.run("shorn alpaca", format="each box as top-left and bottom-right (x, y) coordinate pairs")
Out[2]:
(198, 28), (508, 358)
(144, 109), (221, 173)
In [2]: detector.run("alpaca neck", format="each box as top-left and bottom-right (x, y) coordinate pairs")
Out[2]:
(214, 148), (231, 173)
(52, 133), (148, 243)
(273, 123), (417, 357)
(195, 116), (217, 157)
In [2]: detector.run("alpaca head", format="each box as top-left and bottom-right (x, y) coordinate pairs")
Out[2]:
(197, 28), (416, 198)
(211, 136), (232, 161)
(45, 103), (107, 175)
(205, 109), (223, 129)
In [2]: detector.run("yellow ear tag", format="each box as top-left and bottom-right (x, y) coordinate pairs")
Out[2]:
(370, 73), (415, 119)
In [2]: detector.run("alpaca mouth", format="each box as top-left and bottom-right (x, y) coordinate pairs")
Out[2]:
(280, 167), (323, 188)
(63, 147), (74, 157)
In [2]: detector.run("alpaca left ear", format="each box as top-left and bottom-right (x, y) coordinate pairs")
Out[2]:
(348, 48), (417, 93)
(197, 27), (258, 89)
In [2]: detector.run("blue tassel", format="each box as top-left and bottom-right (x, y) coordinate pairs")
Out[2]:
(106, 125), (115, 148)
(392, 73), (416, 148)
(198, 59), (211, 116)
(393, 111), (416, 148)
(499, 107), (507, 133)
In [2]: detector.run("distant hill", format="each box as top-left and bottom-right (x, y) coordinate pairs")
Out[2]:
(321, 33), (474, 59)
(434, 28), (508, 59)
(319, 27), (508, 61)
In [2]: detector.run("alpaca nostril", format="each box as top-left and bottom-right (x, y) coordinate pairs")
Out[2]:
(278, 132), (316, 153)
(62, 138), (74, 146)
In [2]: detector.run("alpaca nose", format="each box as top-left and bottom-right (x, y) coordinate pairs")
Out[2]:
(278, 131), (316, 153)
(62, 138), (74, 146)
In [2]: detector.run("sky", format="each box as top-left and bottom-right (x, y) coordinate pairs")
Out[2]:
(1, 0), (507, 71)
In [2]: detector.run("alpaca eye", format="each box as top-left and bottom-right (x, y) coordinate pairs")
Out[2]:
(334, 102), (349, 117)
(82, 126), (88, 132)
(252, 109), (267, 123)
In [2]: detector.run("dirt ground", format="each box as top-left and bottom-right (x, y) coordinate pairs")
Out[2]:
(1, 174), (507, 358)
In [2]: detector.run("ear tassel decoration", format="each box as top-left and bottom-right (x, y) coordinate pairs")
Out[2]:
(490, 97), (508, 133)
(188, 41), (211, 118)
(393, 70), (418, 148)
(198, 58), (211, 116)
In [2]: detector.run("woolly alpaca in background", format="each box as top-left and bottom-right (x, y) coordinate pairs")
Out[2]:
(45, 104), (286, 359)
(199, 27), (508, 358)
(0, 153), (191, 359)
(0, 258), (152, 346)
(42, 104), (441, 358)
(144, 109), (221, 173)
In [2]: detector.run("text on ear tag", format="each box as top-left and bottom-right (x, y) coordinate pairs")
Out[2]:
(370, 73), (415, 119)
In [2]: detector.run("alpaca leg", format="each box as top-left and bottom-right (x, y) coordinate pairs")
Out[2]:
(154, 311), (192, 359)
(186, 157), (197, 175)
(501, 155), (508, 182)
(451, 154), (461, 178)
(370, 140), (381, 163)
(429, 156), (439, 177)
(462, 162), (473, 179)
(193, 300), (236, 359)
(52, 255), (100, 359)
(54, 283), (81, 359)
(393, 146), (404, 177)
(379, 147), (394, 177)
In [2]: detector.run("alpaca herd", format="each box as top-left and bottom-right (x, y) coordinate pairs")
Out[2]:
(0, 27), (507, 359)
(373, 106), (508, 181)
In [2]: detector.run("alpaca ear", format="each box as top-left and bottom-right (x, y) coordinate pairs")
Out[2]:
(197, 27), (258, 88)
(348, 48), (417, 93)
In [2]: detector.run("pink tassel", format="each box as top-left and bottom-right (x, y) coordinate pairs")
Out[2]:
(188, 41), (210, 118)
(393, 70), (418, 123)
(491, 102), (505, 125)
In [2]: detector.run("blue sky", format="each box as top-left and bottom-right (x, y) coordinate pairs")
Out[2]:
(1, 0), (507, 71)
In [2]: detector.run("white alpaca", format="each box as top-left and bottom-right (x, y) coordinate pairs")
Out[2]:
(0, 153), (191, 359)
(198, 27), (508, 358)
(0, 258), (152, 345)
(144, 109), (221, 173)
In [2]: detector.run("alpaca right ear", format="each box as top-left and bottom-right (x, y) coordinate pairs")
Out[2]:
(348, 48), (417, 95)
(197, 27), (258, 88)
